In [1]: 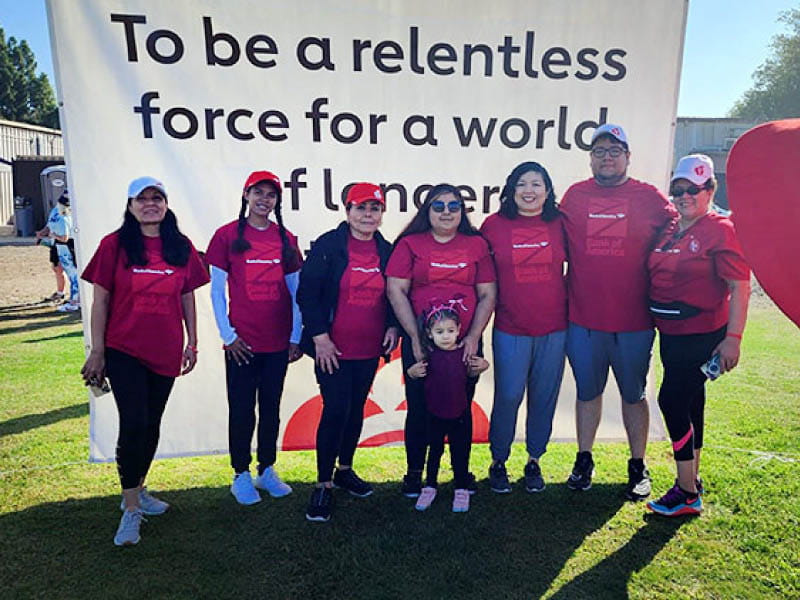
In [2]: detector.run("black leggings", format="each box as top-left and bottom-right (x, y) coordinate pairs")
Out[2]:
(426, 410), (472, 488)
(314, 358), (379, 482)
(657, 326), (726, 461)
(401, 336), (480, 473)
(106, 348), (175, 490)
(225, 350), (289, 473)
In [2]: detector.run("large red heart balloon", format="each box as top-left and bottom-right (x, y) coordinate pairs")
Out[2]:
(727, 119), (800, 328)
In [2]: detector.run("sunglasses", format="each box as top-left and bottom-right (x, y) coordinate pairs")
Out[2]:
(670, 184), (708, 197)
(590, 146), (626, 158)
(430, 200), (463, 213)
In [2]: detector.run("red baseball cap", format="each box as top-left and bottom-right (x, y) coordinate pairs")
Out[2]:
(243, 171), (282, 193)
(345, 182), (384, 206)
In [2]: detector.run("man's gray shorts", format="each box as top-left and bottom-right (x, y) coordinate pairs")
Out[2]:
(566, 323), (655, 404)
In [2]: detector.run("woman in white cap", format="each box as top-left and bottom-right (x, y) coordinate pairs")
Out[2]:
(646, 155), (750, 517)
(299, 182), (398, 522)
(206, 171), (303, 506)
(81, 176), (209, 546)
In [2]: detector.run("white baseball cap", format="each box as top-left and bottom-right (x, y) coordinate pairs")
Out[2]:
(591, 123), (628, 148)
(671, 154), (715, 185)
(128, 176), (167, 199)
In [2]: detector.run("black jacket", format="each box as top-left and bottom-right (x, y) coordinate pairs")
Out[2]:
(297, 221), (397, 357)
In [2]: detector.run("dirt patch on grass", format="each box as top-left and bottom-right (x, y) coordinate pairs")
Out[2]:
(0, 246), (57, 308)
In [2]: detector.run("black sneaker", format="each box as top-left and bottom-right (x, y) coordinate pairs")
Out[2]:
(401, 472), (422, 498)
(567, 451), (594, 491)
(306, 486), (333, 522)
(333, 468), (373, 497)
(524, 461), (545, 493)
(489, 462), (512, 493)
(625, 458), (652, 501)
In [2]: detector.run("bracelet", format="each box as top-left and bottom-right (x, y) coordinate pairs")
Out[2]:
(726, 332), (742, 340)
(186, 344), (198, 353)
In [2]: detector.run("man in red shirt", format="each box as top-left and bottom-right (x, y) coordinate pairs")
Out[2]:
(560, 124), (676, 500)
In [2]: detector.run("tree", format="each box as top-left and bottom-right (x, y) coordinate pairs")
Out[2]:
(0, 27), (59, 128)
(729, 8), (800, 121)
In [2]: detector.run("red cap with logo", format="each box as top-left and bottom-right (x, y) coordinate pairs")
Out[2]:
(243, 171), (282, 193)
(345, 182), (384, 206)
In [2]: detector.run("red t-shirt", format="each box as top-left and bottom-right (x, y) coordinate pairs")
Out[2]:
(386, 232), (496, 335)
(480, 213), (567, 336)
(648, 212), (750, 335)
(330, 236), (388, 359)
(81, 232), (210, 377)
(205, 220), (301, 353)
(424, 347), (469, 419)
(560, 177), (676, 332)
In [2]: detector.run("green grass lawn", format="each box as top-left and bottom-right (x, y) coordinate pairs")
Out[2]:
(1, 302), (798, 599)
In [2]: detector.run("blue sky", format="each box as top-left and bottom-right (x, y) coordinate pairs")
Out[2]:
(0, 0), (797, 117)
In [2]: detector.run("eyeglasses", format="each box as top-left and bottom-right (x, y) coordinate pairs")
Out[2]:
(670, 184), (708, 197)
(590, 146), (626, 158)
(430, 200), (462, 213)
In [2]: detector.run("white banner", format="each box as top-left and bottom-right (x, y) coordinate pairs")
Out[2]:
(46, 0), (683, 461)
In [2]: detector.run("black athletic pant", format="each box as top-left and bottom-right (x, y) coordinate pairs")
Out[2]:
(658, 326), (726, 461)
(106, 348), (175, 490)
(225, 350), (289, 473)
(425, 410), (472, 489)
(314, 358), (379, 482)
(401, 336), (480, 473)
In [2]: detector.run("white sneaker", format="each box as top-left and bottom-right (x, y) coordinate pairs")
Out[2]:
(415, 486), (437, 511)
(120, 487), (170, 515)
(254, 466), (292, 498)
(56, 302), (80, 312)
(114, 509), (145, 546)
(231, 471), (261, 505)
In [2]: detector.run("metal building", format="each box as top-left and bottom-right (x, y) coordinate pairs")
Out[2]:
(673, 117), (758, 209)
(0, 119), (64, 227)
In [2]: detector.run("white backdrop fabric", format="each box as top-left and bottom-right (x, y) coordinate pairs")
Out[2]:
(46, 0), (684, 461)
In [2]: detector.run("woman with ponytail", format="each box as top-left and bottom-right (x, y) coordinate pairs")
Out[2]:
(80, 177), (209, 546)
(205, 171), (303, 506)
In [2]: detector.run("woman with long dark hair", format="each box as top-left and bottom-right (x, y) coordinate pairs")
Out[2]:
(299, 183), (399, 522)
(81, 176), (209, 546)
(386, 184), (496, 497)
(480, 162), (568, 494)
(206, 171), (303, 506)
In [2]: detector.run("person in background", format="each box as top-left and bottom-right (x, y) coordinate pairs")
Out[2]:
(206, 170), (303, 506)
(386, 184), (496, 498)
(37, 192), (80, 312)
(480, 162), (567, 494)
(81, 176), (209, 546)
(646, 155), (750, 516)
(299, 182), (398, 523)
(36, 189), (72, 304)
(559, 124), (676, 500)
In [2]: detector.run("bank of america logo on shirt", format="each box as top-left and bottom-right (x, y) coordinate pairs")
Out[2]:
(512, 227), (553, 283)
(132, 261), (180, 315)
(587, 198), (628, 238)
(348, 254), (384, 306)
(244, 239), (283, 301)
(429, 249), (470, 284)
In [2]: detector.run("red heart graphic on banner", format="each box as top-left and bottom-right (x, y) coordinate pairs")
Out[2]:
(727, 119), (800, 328)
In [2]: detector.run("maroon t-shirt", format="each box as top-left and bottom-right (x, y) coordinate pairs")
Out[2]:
(480, 212), (567, 336)
(423, 347), (469, 419)
(560, 178), (676, 332)
(205, 220), (301, 352)
(386, 232), (496, 335)
(81, 232), (210, 377)
(330, 236), (388, 359)
(648, 212), (750, 335)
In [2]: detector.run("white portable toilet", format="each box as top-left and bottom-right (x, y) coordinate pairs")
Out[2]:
(40, 165), (67, 217)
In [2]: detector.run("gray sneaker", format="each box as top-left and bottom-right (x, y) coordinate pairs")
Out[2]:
(119, 487), (169, 515)
(114, 509), (144, 546)
(524, 461), (545, 493)
(489, 462), (512, 493)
